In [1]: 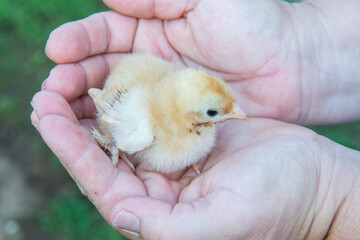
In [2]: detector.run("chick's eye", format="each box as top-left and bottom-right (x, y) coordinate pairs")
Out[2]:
(207, 109), (218, 117)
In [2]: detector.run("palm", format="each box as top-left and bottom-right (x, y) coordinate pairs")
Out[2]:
(162, 0), (301, 122)
(109, 120), (319, 239)
(33, 101), (319, 239)
(45, 0), (303, 124)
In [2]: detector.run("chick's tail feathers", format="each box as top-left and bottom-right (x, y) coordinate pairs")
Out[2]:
(88, 85), (127, 115)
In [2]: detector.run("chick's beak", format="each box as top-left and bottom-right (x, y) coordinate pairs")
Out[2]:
(224, 103), (248, 120)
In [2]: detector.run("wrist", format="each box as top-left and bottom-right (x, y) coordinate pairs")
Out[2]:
(310, 137), (360, 239)
(286, 2), (360, 124)
(325, 147), (360, 239)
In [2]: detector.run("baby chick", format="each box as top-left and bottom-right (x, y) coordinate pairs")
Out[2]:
(88, 54), (247, 173)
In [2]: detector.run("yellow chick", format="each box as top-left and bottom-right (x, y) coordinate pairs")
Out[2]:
(88, 54), (247, 173)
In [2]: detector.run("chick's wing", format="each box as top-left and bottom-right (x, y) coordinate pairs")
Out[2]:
(89, 85), (154, 154)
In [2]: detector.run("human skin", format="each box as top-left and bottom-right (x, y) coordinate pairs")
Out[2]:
(30, 0), (360, 239)
(43, 0), (360, 125)
(30, 94), (360, 239)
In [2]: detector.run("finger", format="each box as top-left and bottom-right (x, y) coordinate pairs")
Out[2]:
(31, 91), (79, 124)
(32, 90), (149, 224)
(177, 163), (205, 188)
(43, 53), (122, 101)
(110, 193), (251, 239)
(38, 114), (148, 222)
(69, 95), (97, 120)
(79, 118), (97, 131)
(103, 0), (195, 19)
(135, 169), (183, 206)
(31, 90), (116, 195)
(110, 197), (173, 239)
(132, 18), (184, 62)
(30, 110), (40, 129)
(45, 11), (137, 63)
(31, 91), (116, 197)
(38, 114), (117, 198)
(211, 118), (315, 157)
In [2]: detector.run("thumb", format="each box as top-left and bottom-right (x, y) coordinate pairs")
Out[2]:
(102, 0), (193, 19)
(110, 196), (216, 239)
(110, 194), (254, 240)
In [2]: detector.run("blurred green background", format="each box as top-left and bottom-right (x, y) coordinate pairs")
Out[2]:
(0, 0), (123, 239)
(0, 0), (358, 239)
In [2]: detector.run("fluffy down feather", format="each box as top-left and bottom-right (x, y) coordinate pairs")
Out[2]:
(89, 54), (247, 173)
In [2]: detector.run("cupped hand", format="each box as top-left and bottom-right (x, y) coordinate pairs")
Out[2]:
(31, 0), (360, 239)
(43, 0), (360, 125)
(31, 90), (355, 239)
(44, 0), (300, 124)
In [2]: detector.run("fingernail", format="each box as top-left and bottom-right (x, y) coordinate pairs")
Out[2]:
(41, 79), (47, 90)
(112, 210), (140, 237)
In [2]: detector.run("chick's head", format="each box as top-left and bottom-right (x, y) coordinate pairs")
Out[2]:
(171, 69), (247, 126)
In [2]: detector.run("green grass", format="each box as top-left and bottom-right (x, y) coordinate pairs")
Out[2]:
(0, 0), (108, 125)
(0, 0), (127, 239)
(0, 0), (358, 239)
(311, 122), (360, 151)
(36, 193), (120, 240)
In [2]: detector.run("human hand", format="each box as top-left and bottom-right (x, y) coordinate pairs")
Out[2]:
(44, 0), (360, 125)
(30, 93), (360, 239)
(32, 0), (360, 238)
